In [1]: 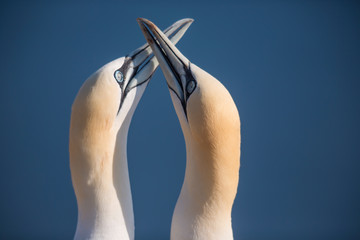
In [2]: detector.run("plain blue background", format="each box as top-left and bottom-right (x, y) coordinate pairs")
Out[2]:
(0, 0), (359, 239)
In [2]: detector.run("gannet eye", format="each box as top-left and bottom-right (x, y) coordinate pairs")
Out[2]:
(186, 80), (196, 94)
(114, 70), (124, 83)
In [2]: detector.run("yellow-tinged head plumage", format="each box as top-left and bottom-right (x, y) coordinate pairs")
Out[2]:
(186, 63), (240, 204)
(70, 58), (123, 194)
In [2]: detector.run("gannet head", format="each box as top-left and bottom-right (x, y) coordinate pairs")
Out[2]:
(138, 18), (240, 239)
(69, 19), (193, 239)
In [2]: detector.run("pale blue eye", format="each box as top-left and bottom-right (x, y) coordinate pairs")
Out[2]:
(186, 80), (196, 94)
(114, 70), (124, 83)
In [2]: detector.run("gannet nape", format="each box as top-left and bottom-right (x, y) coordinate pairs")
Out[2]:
(69, 19), (193, 240)
(137, 18), (240, 240)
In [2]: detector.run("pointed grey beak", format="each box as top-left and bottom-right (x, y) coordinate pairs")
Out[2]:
(137, 18), (197, 115)
(114, 18), (193, 112)
(121, 18), (194, 93)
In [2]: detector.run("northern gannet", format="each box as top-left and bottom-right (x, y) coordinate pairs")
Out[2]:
(138, 18), (241, 240)
(69, 19), (193, 240)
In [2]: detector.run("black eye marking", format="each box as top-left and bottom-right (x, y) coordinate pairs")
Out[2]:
(114, 57), (133, 88)
(114, 70), (123, 83)
(114, 57), (140, 115)
(186, 80), (196, 95)
(184, 64), (197, 101)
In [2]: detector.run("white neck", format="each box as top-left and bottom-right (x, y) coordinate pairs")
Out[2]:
(171, 139), (234, 240)
(74, 118), (134, 240)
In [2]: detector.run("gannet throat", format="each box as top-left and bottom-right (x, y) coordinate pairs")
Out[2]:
(138, 18), (241, 240)
(69, 18), (193, 240)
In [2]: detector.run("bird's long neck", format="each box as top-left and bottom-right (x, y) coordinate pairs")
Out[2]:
(72, 119), (134, 240)
(171, 138), (237, 240)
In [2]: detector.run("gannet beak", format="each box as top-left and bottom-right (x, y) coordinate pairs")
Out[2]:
(124, 18), (194, 93)
(137, 18), (196, 111)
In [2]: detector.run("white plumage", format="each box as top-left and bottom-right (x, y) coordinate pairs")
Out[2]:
(69, 19), (193, 240)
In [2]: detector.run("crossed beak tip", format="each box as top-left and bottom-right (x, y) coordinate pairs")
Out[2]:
(137, 18), (154, 44)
